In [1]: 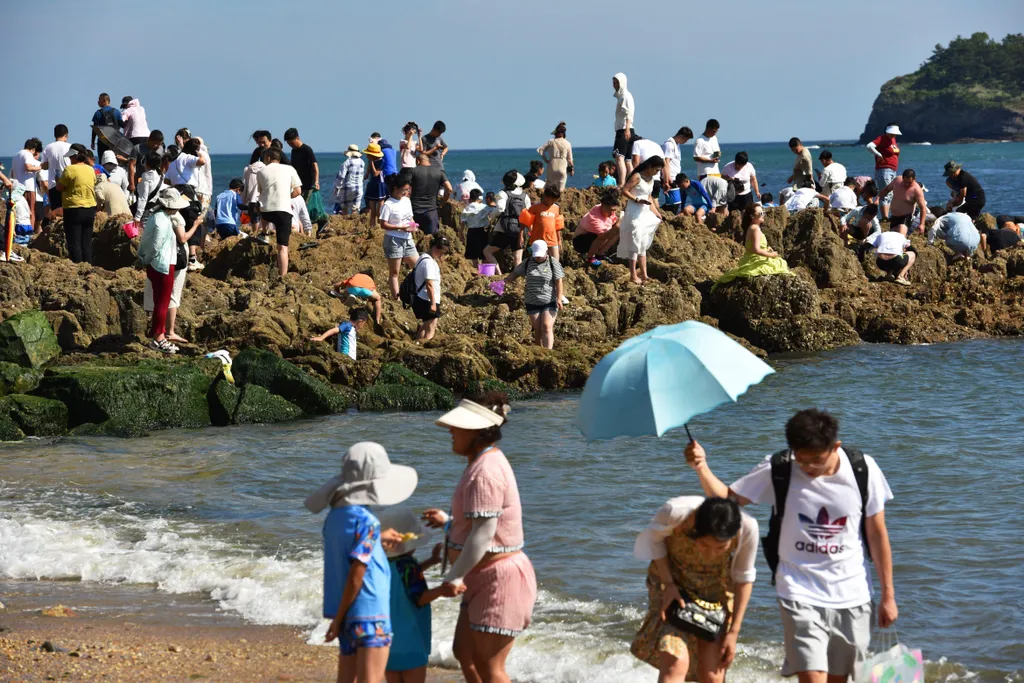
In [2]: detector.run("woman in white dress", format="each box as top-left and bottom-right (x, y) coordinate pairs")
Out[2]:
(617, 155), (664, 285)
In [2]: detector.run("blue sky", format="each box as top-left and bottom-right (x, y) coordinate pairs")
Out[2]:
(5, 0), (1022, 155)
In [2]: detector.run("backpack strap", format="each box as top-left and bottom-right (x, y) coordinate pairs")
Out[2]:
(844, 447), (872, 563)
(763, 448), (792, 585)
(413, 254), (431, 293)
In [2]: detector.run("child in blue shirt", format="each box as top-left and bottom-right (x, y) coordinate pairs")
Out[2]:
(592, 161), (618, 187)
(677, 173), (713, 223)
(309, 308), (370, 360)
(304, 442), (419, 683)
(214, 178), (246, 238)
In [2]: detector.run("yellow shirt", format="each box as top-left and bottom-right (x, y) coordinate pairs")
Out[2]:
(59, 164), (98, 209)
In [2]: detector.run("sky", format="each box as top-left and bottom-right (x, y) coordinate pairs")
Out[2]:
(5, 0), (1023, 155)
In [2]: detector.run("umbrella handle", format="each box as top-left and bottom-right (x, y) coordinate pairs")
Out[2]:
(685, 424), (694, 442)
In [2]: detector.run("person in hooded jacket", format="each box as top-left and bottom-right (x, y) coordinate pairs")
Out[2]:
(120, 97), (151, 145)
(459, 170), (483, 202)
(612, 73), (636, 186)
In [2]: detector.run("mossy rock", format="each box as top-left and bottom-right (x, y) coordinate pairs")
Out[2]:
(0, 394), (68, 437)
(0, 410), (24, 441)
(374, 363), (438, 387)
(0, 310), (61, 368)
(359, 384), (454, 412)
(232, 348), (347, 415)
(33, 360), (214, 437)
(234, 384), (303, 425)
(0, 361), (43, 396)
(464, 378), (539, 402)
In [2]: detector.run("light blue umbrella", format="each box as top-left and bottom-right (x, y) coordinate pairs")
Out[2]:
(575, 320), (774, 441)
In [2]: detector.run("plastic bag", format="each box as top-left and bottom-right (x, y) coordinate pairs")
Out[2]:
(856, 643), (924, 683)
(306, 190), (328, 228)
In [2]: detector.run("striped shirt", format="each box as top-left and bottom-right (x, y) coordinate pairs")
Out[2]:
(510, 256), (564, 307)
(336, 322), (357, 360)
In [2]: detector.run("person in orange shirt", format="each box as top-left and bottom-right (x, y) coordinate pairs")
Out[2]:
(518, 186), (565, 260)
(329, 273), (382, 324)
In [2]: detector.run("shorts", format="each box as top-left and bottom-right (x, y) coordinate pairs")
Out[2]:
(573, 232), (598, 254)
(488, 230), (521, 251)
(48, 188), (62, 209)
(525, 302), (557, 315)
(215, 223), (240, 239)
(889, 214), (911, 231)
(778, 599), (871, 677)
(412, 296), (440, 321)
(346, 286), (375, 299)
(462, 552), (537, 636)
(465, 228), (490, 260)
(144, 266), (187, 310)
(383, 234), (417, 259)
(684, 197), (709, 213)
(876, 253), (909, 273)
(337, 620), (393, 657)
(613, 128), (637, 158)
(875, 168), (897, 206)
(413, 209), (439, 236)
(261, 210), (293, 246)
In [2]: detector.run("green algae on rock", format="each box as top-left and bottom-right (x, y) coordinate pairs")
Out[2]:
(0, 394), (68, 437)
(232, 348), (347, 415)
(0, 310), (62, 369)
(0, 362), (43, 396)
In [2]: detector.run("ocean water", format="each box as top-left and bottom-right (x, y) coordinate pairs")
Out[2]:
(208, 140), (1024, 217)
(2, 340), (1022, 683)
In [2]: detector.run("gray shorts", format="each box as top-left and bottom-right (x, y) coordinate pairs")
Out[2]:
(778, 599), (871, 678)
(383, 234), (417, 260)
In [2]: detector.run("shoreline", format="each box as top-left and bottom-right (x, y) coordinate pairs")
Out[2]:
(0, 580), (461, 682)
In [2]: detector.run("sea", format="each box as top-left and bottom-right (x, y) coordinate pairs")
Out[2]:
(2, 340), (1022, 683)
(204, 140), (1024, 218)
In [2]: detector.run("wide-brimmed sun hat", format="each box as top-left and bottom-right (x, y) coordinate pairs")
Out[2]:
(304, 442), (417, 513)
(885, 125), (902, 136)
(377, 506), (432, 559)
(363, 143), (384, 158)
(942, 160), (962, 177)
(345, 144), (362, 158)
(155, 187), (190, 210)
(435, 399), (509, 430)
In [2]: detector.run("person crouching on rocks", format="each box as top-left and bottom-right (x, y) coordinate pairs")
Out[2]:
(504, 240), (565, 349)
(310, 308), (370, 360)
(573, 189), (622, 266)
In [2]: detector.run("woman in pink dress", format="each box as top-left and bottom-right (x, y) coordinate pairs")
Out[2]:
(423, 391), (537, 683)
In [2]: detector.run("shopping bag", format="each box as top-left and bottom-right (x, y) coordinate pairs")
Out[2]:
(856, 643), (924, 683)
(306, 190), (328, 228)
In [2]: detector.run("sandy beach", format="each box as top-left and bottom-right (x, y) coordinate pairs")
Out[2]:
(0, 590), (460, 683)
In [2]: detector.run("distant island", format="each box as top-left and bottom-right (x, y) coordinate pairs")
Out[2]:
(858, 33), (1024, 144)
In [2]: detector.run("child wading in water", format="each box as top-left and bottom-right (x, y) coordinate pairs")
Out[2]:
(618, 156), (664, 284)
(304, 442), (421, 683)
(377, 507), (449, 683)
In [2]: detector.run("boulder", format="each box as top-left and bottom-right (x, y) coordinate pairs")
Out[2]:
(0, 310), (62, 368)
(210, 377), (304, 426)
(742, 316), (861, 353)
(0, 394), (68, 437)
(0, 409), (22, 441)
(782, 210), (866, 288)
(710, 274), (819, 325)
(32, 360), (216, 437)
(232, 348), (347, 414)
(0, 361), (43, 396)
(358, 363), (455, 412)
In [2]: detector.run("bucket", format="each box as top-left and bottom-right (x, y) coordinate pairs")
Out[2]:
(122, 221), (140, 238)
(478, 263), (496, 276)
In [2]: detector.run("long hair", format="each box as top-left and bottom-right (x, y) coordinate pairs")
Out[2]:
(742, 203), (761, 230)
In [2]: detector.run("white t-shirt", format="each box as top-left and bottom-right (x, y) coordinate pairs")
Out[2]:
(693, 135), (720, 177)
(731, 450), (892, 608)
(461, 202), (498, 230)
(868, 231), (910, 256)
(722, 161), (756, 195)
(631, 138), (663, 165)
(379, 196), (414, 239)
(108, 166), (130, 200)
(414, 254), (441, 303)
(819, 162), (847, 195)
(784, 187), (820, 211)
(257, 163), (302, 214)
(829, 186), (858, 211)
(41, 141), (71, 186)
(12, 150), (37, 192)
(495, 188), (531, 212)
(662, 138), (681, 178)
(165, 153), (200, 187)
(291, 195), (312, 232)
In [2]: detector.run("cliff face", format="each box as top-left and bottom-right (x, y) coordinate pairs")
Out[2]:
(857, 33), (1024, 144)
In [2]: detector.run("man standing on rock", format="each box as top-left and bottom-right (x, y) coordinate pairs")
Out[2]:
(866, 124), (901, 220)
(257, 148), (302, 278)
(410, 153), (452, 238)
(943, 161), (986, 220)
(612, 73), (636, 186)
(816, 151), (847, 195)
(880, 169), (928, 235)
(693, 119), (721, 181)
(787, 138), (814, 190)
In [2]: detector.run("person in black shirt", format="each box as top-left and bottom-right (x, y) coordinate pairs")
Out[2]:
(128, 130), (165, 191)
(943, 161), (985, 219)
(285, 128), (318, 195)
(249, 130), (272, 165)
(409, 154), (453, 236)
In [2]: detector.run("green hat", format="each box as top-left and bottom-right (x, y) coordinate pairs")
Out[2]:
(942, 160), (961, 177)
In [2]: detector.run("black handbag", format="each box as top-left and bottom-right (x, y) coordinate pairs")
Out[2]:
(664, 588), (728, 642)
(174, 242), (188, 270)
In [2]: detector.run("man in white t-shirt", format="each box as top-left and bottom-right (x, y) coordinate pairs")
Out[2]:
(12, 138), (43, 230)
(41, 124), (72, 218)
(693, 119), (721, 180)
(721, 151), (760, 211)
(257, 147), (302, 277)
(686, 409), (898, 683)
(785, 187), (831, 212)
(829, 177), (859, 213)
(413, 234), (450, 342)
(817, 150), (847, 195)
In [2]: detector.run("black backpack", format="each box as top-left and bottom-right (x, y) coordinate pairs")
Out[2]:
(762, 447), (871, 585)
(99, 107), (118, 128)
(398, 254), (430, 307)
(498, 191), (526, 235)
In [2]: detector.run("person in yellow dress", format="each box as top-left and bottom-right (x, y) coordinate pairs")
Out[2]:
(712, 203), (790, 292)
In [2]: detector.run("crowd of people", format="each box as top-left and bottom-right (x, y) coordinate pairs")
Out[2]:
(3, 79), (1021, 355)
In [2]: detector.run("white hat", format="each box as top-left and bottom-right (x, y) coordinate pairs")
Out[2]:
(155, 187), (190, 210)
(376, 506), (432, 559)
(345, 144), (362, 158)
(462, 169), (476, 183)
(885, 125), (902, 136)
(435, 399), (509, 430)
(531, 240), (548, 258)
(304, 442), (417, 513)
(513, 173), (526, 188)
(101, 150), (117, 166)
